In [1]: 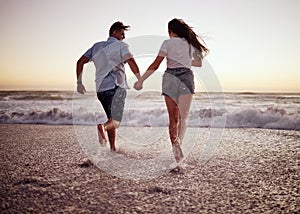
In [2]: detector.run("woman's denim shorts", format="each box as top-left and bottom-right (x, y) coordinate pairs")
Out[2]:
(162, 67), (195, 100)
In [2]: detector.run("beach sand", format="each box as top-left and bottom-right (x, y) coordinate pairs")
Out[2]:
(0, 124), (299, 213)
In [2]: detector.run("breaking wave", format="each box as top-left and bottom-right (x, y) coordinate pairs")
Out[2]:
(0, 106), (299, 130)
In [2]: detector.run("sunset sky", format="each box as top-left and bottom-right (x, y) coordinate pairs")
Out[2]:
(0, 0), (299, 92)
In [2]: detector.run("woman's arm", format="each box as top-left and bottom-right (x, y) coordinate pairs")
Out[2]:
(191, 52), (202, 67)
(134, 55), (164, 90)
(141, 56), (164, 82)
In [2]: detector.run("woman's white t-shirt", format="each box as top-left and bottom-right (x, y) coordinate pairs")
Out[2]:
(159, 37), (194, 69)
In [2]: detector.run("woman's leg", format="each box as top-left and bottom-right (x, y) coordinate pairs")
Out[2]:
(164, 96), (179, 139)
(164, 96), (183, 162)
(177, 94), (193, 142)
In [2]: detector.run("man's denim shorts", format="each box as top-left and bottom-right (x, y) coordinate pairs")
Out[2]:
(97, 86), (126, 122)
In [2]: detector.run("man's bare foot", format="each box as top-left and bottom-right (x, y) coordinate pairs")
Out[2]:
(97, 124), (107, 145)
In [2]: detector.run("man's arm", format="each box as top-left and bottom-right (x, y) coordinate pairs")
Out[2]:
(76, 55), (89, 94)
(126, 57), (141, 80)
(76, 55), (89, 81)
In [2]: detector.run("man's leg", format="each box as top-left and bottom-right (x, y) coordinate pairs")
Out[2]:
(97, 124), (107, 146)
(97, 90), (114, 147)
(98, 119), (120, 151)
(104, 119), (120, 130)
(103, 118), (120, 151)
(98, 86), (125, 151)
(107, 129), (116, 151)
(99, 86), (126, 151)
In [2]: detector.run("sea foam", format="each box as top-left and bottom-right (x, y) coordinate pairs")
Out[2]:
(0, 91), (299, 130)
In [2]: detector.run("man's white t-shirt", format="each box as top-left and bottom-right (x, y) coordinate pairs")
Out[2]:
(159, 37), (194, 69)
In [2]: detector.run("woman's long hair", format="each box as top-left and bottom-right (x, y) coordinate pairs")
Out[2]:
(168, 18), (209, 57)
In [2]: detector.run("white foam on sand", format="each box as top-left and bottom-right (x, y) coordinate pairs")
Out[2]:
(73, 125), (224, 180)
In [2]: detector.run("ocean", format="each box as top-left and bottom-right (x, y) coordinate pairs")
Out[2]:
(0, 90), (299, 131)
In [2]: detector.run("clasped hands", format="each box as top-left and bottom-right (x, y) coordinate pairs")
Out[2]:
(134, 80), (143, 91)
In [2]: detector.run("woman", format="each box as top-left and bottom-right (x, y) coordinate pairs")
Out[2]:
(134, 18), (209, 172)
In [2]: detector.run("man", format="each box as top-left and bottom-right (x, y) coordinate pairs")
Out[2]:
(76, 21), (141, 151)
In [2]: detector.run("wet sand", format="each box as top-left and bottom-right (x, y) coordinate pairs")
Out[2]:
(0, 124), (299, 213)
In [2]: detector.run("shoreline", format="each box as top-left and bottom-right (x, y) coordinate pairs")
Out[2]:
(1, 123), (299, 131)
(0, 124), (299, 213)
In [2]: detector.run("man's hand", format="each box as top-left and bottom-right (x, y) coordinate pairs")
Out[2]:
(77, 83), (86, 94)
(134, 81), (143, 91)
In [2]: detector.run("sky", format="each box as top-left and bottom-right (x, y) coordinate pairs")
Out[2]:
(0, 0), (299, 92)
